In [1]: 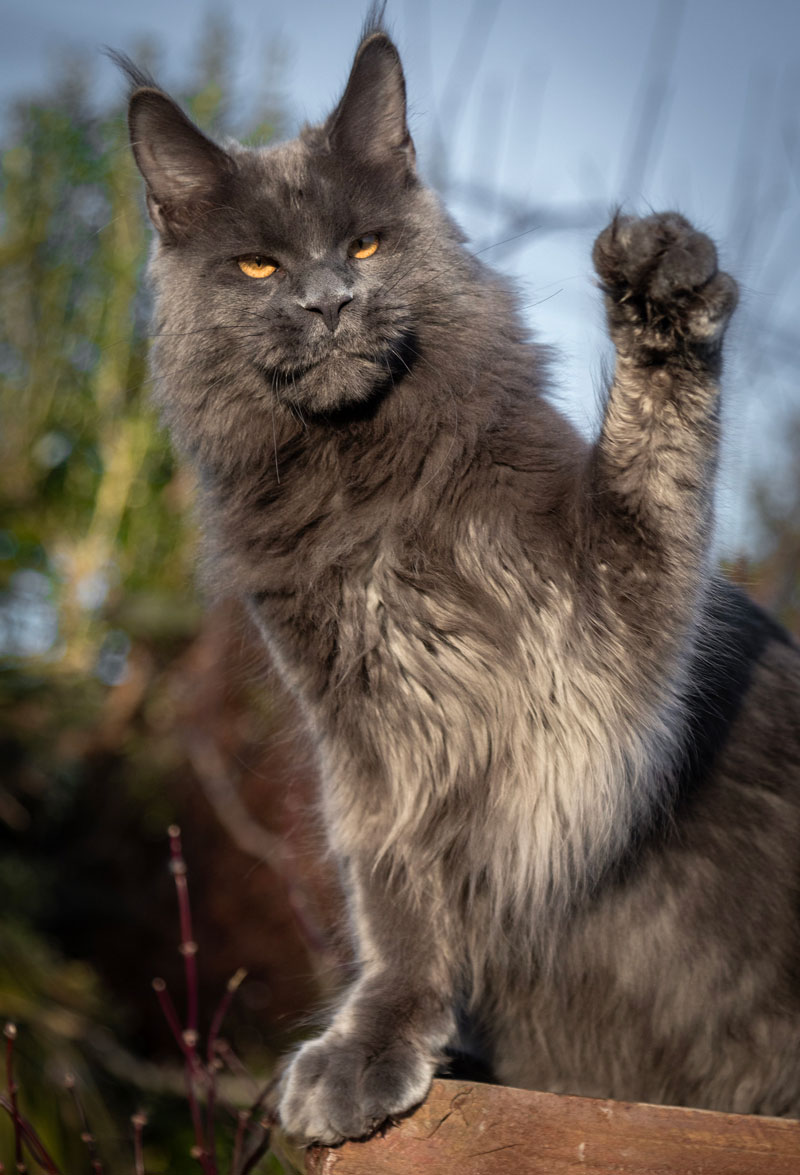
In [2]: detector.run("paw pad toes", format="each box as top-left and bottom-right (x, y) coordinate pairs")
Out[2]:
(649, 235), (718, 300)
(685, 271), (739, 340)
(593, 211), (736, 346)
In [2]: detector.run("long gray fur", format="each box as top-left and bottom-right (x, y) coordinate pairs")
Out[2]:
(118, 15), (800, 1144)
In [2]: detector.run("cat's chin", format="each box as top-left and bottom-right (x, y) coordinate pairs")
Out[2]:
(266, 334), (418, 418)
(268, 356), (386, 416)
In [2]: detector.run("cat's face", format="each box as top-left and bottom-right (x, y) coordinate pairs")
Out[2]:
(127, 32), (467, 421)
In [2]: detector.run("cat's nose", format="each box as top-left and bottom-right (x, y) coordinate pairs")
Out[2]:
(300, 292), (353, 333)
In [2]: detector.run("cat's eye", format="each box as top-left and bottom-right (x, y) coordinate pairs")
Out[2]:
(238, 256), (278, 279)
(349, 234), (380, 260)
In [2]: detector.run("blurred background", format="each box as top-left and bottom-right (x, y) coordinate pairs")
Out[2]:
(1, 0), (798, 1170)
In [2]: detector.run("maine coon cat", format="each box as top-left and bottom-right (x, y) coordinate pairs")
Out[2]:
(118, 15), (800, 1144)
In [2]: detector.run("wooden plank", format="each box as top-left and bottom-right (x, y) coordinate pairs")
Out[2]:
(305, 1079), (800, 1174)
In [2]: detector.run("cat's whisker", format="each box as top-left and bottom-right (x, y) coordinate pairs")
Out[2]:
(385, 344), (413, 377)
(381, 233), (442, 296)
(270, 396), (281, 484)
(524, 288), (565, 310)
(472, 224), (543, 258)
(381, 221), (410, 269)
(384, 225), (544, 305)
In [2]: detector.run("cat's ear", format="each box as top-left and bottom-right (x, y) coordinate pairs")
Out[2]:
(325, 32), (416, 178)
(126, 86), (234, 241)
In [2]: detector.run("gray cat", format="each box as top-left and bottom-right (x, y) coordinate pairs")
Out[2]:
(118, 13), (800, 1146)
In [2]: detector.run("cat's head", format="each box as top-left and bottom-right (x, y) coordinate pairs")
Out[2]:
(121, 24), (475, 433)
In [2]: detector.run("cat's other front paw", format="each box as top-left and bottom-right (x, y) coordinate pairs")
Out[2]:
(278, 1028), (436, 1145)
(592, 212), (738, 356)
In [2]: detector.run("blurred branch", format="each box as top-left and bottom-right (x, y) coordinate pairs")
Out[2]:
(618, 0), (686, 197)
(451, 183), (606, 251)
(185, 733), (290, 875)
(184, 730), (334, 980)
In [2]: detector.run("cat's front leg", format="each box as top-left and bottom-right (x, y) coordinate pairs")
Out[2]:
(573, 213), (741, 739)
(590, 211), (738, 547)
(581, 211), (739, 671)
(278, 976), (454, 1144)
(278, 862), (456, 1145)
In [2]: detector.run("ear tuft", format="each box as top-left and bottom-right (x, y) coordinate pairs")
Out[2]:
(359, 0), (390, 41)
(105, 47), (158, 95)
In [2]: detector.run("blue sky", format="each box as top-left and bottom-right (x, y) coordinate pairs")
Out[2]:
(3, 0), (799, 553)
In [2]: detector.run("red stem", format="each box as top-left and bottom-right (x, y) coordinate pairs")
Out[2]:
(212, 1040), (259, 1100)
(132, 1112), (147, 1175)
(205, 969), (246, 1162)
(207, 970), (246, 1066)
(168, 825), (199, 1039)
(231, 1110), (250, 1175)
(164, 829), (217, 1175)
(184, 1067), (215, 1175)
(65, 1074), (104, 1174)
(152, 980), (197, 1071)
(152, 979), (214, 1174)
(238, 1119), (271, 1175)
(0, 1094), (63, 1174)
(4, 1024), (23, 1173)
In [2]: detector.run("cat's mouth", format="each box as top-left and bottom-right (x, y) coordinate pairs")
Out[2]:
(258, 329), (419, 412)
(260, 348), (379, 389)
(331, 329), (420, 378)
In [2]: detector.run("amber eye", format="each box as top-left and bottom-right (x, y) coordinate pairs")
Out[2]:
(237, 256), (278, 279)
(349, 234), (380, 260)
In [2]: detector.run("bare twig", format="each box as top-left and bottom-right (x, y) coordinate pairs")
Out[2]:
(184, 738), (288, 870)
(132, 1112), (147, 1175)
(158, 827), (217, 1175)
(168, 825), (199, 1041)
(213, 1040), (261, 1101)
(618, 0), (686, 197)
(239, 1118), (272, 1175)
(152, 977), (211, 1170)
(151, 979), (199, 1074)
(64, 1073), (104, 1174)
(155, 827), (270, 1173)
(0, 1094), (62, 1174)
(231, 1109), (250, 1175)
(4, 1023), (24, 1173)
(206, 968), (247, 1164)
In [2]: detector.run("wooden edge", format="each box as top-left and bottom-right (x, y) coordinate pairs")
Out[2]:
(305, 1078), (800, 1174)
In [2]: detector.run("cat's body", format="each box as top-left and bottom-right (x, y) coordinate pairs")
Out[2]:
(120, 17), (800, 1143)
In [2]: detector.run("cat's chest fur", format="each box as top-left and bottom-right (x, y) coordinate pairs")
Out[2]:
(220, 464), (652, 910)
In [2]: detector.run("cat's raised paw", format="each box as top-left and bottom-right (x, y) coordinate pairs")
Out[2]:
(278, 1028), (436, 1145)
(593, 212), (738, 353)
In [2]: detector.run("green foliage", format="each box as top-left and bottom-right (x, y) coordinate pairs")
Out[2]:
(0, 30), (297, 1175)
(0, 68), (195, 685)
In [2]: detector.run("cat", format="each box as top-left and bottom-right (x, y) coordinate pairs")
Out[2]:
(117, 11), (800, 1146)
